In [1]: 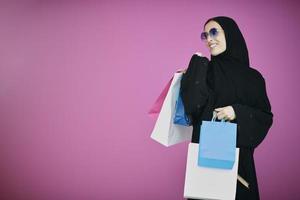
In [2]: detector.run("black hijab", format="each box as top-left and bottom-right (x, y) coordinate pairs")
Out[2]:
(181, 16), (272, 126)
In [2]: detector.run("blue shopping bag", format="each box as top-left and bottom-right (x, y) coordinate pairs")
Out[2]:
(198, 112), (237, 169)
(173, 92), (192, 126)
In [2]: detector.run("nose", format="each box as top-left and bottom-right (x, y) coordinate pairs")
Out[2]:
(207, 34), (214, 42)
(206, 35), (214, 47)
(206, 34), (213, 42)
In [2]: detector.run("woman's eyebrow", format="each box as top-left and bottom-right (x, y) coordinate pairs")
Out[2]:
(205, 27), (217, 32)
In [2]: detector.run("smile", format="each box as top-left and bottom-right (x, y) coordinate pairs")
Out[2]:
(210, 44), (217, 48)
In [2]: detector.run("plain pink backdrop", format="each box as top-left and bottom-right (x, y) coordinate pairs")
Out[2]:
(0, 1), (299, 199)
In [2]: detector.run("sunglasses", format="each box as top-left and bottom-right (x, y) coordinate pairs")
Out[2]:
(200, 28), (224, 41)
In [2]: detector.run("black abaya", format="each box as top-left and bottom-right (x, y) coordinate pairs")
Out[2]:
(181, 16), (273, 200)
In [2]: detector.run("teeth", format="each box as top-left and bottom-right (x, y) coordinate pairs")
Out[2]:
(210, 44), (217, 48)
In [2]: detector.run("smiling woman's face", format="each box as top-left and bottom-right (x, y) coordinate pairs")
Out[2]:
(204, 21), (226, 56)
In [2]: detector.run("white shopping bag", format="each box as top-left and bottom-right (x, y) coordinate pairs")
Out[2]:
(184, 143), (239, 200)
(150, 72), (193, 147)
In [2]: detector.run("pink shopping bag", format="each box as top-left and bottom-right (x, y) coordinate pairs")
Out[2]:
(148, 69), (185, 119)
(148, 77), (173, 119)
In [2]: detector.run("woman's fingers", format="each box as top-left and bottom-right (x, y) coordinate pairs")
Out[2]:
(215, 106), (233, 121)
(195, 52), (203, 57)
(215, 108), (225, 119)
(217, 113), (227, 120)
(177, 68), (187, 73)
(214, 107), (224, 112)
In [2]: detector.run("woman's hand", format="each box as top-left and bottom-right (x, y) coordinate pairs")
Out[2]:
(179, 52), (204, 74)
(195, 52), (203, 57)
(177, 68), (187, 73)
(214, 106), (236, 121)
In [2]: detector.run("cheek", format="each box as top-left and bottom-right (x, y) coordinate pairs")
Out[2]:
(217, 37), (226, 50)
(221, 36), (226, 48)
(219, 36), (226, 44)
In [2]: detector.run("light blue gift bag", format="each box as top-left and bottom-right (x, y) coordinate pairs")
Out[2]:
(173, 92), (191, 126)
(198, 112), (237, 169)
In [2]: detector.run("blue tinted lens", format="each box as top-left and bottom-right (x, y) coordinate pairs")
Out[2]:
(210, 28), (218, 37)
(201, 32), (208, 40)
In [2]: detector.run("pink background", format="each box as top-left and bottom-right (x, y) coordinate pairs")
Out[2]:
(0, 1), (298, 199)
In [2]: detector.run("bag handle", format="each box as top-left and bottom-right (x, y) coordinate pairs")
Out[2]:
(211, 111), (225, 122)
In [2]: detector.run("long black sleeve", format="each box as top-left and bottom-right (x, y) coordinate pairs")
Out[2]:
(180, 54), (210, 122)
(232, 104), (273, 148)
(231, 75), (273, 148)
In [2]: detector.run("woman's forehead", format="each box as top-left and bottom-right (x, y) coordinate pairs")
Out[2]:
(204, 20), (223, 31)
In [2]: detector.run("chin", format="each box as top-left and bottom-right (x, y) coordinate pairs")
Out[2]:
(211, 51), (220, 56)
(211, 49), (225, 56)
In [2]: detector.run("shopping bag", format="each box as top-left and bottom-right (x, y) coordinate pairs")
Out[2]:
(150, 72), (192, 147)
(184, 143), (239, 200)
(173, 91), (191, 126)
(198, 112), (237, 169)
(148, 77), (173, 119)
(148, 69), (186, 119)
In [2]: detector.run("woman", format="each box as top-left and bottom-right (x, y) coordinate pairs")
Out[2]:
(180, 16), (273, 200)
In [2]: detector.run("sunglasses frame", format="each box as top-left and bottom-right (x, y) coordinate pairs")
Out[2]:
(201, 28), (224, 41)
